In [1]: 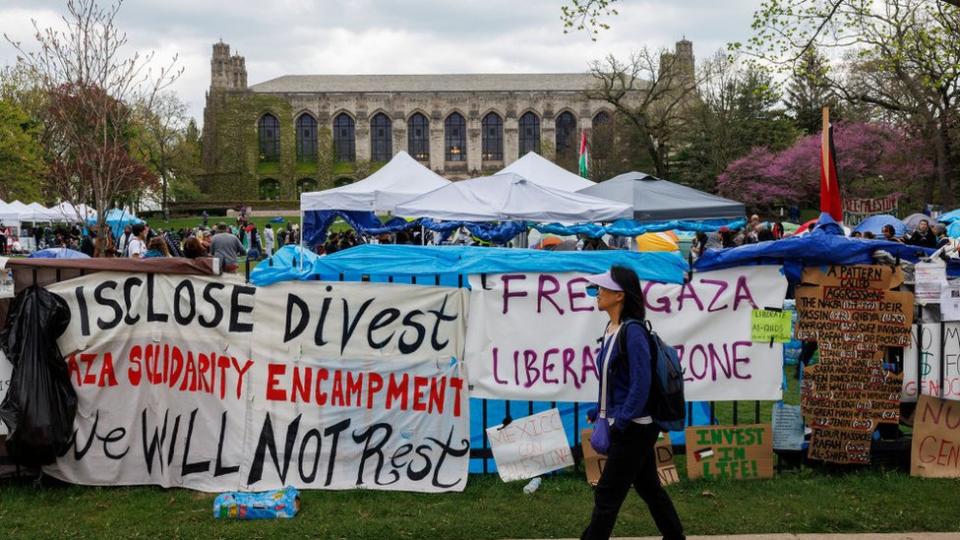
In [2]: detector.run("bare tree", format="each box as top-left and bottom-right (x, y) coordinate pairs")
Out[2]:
(134, 92), (189, 220)
(5, 0), (181, 254)
(587, 47), (714, 178)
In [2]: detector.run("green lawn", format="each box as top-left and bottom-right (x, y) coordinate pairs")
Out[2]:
(1, 467), (957, 539)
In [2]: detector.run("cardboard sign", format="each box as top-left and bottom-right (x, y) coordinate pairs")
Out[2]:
(42, 273), (472, 493)
(911, 395), (960, 478)
(751, 309), (792, 343)
(801, 265), (904, 290)
(685, 424), (773, 480)
(796, 264), (912, 464)
(581, 429), (677, 486)
(467, 266), (788, 402)
(487, 408), (574, 482)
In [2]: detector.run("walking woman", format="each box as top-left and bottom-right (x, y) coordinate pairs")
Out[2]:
(582, 265), (685, 540)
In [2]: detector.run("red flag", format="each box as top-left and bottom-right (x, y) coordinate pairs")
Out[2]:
(820, 107), (843, 221)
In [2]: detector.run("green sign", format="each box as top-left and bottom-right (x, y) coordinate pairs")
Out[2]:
(751, 309), (792, 343)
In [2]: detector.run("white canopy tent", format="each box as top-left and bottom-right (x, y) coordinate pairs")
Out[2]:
(393, 172), (631, 222)
(0, 200), (31, 227)
(499, 151), (595, 192)
(24, 202), (61, 222)
(301, 151), (451, 213)
(53, 202), (97, 223)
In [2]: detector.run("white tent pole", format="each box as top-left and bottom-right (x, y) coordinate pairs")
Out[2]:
(298, 206), (304, 270)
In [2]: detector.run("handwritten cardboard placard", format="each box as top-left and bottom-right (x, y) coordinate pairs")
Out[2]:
(684, 424), (773, 480)
(911, 395), (960, 478)
(801, 265), (904, 290)
(751, 309), (792, 343)
(796, 264), (912, 464)
(487, 408), (574, 482)
(581, 429), (677, 486)
(901, 323), (960, 402)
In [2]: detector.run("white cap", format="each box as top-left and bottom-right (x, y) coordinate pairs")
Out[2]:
(584, 271), (623, 292)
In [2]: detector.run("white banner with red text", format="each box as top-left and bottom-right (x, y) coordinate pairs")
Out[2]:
(465, 266), (789, 402)
(41, 274), (470, 493)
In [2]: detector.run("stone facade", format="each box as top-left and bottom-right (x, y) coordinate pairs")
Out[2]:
(199, 40), (695, 201)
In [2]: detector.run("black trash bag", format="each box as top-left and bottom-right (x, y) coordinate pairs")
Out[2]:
(0, 285), (75, 466)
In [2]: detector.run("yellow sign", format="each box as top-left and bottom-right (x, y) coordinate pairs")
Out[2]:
(751, 309), (792, 343)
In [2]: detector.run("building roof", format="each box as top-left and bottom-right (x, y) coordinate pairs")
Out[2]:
(249, 73), (611, 94)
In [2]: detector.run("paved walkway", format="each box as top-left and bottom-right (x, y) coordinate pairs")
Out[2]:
(518, 534), (957, 540)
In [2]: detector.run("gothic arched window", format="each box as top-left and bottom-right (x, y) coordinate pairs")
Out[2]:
(481, 112), (503, 161)
(296, 114), (317, 162)
(444, 112), (466, 162)
(555, 111), (577, 157)
(258, 113), (280, 162)
(333, 113), (356, 162)
(259, 178), (280, 200)
(518, 111), (541, 156)
(408, 113), (430, 162)
(296, 178), (317, 197)
(370, 113), (392, 162)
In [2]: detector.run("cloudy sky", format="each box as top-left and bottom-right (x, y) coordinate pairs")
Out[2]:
(0, 0), (760, 122)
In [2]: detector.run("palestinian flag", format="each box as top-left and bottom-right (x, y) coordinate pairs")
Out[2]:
(820, 107), (843, 222)
(578, 130), (589, 178)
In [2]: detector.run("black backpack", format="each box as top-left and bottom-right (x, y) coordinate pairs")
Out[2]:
(615, 319), (686, 432)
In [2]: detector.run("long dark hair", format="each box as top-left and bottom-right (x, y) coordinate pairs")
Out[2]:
(610, 265), (646, 323)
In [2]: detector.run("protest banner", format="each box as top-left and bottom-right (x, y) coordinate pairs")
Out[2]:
(751, 309), (792, 343)
(581, 429), (677, 486)
(842, 194), (900, 228)
(41, 273), (471, 493)
(466, 266), (788, 402)
(911, 394), (960, 478)
(902, 323), (960, 402)
(486, 408), (573, 482)
(796, 265), (912, 464)
(685, 424), (773, 480)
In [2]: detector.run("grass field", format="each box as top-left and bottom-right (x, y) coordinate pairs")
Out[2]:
(1, 467), (958, 539)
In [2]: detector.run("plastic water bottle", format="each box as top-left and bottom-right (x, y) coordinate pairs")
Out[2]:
(523, 477), (542, 494)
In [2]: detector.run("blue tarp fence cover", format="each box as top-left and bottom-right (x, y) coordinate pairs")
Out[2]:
(251, 244), (688, 287)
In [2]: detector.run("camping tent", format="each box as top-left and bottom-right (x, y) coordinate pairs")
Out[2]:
(499, 151), (594, 192)
(394, 172), (632, 222)
(853, 214), (906, 237)
(301, 151), (450, 213)
(578, 171), (745, 222)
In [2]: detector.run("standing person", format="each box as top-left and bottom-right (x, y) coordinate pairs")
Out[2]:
(249, 225), (262, 260)
(127, 223), (147, 258)
(116, 225), (133, 257)
(581, 266), (685, 540)
(264, 223), (275, 257)
(143, 237), (170, 258)
(202, 210), (209, 227)
(0, 223), (6, 256)
(210, 222), (246, 273)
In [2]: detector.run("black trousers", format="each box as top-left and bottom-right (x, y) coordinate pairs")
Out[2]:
(582, 422), (685, 540)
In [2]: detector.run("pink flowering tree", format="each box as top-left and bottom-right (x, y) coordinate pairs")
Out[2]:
(717, 122), (934, 211)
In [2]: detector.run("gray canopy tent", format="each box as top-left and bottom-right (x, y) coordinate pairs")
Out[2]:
(578, 171), (745, 222)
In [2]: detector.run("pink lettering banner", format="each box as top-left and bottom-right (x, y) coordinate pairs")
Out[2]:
(465, 267), (788, 402)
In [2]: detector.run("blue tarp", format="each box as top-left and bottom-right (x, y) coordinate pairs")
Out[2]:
(251, 244), (688, 286)
(938, 208), (960, 224)
(694, 212), (940, 281)
(420, 219), (527, 244)
(532, 218), (747, 239)
(303, 210), (418, 247)
(853, 214), (906, 236)
(948, 221), (960, 239)
(29, 248), (90, 259)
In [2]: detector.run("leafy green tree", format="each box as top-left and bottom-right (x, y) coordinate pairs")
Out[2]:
(785, 47), (842, 134)
(0, 98), (46, 201)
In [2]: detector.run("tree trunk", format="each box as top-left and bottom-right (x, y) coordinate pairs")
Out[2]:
(934, 123), (956, 206)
